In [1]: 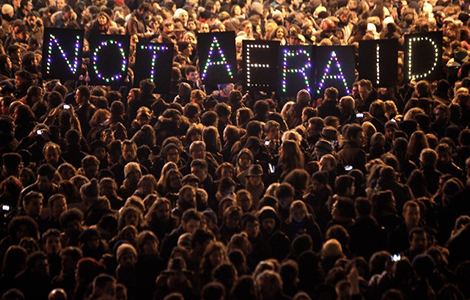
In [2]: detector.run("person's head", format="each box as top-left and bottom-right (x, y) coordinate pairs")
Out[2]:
(116, 243), (137, 268)
(26, 251), (49, 276)
(42, 228), (62, 255)
(43, 142), (61, 166)
(121, 140), (137, 162)
(59, 208), (84, 235)
(255, 270), (283, 299)
(181, 209), (202, 234)
(92, 274), (116, 298)
(275, 183), (294, 209)
(334, 175), (355, 197)
(409, 227), (428, 253)
(189, 141), (206, 160)
(146, 197), (171, 223)
(419, 148), (437, 168)
(435, 143), (452, 166)
(236, 190), (253, 213)
(403, 200), (420, 228)
(60, 247), (83, 275)
(75, 86), (91, 105)
(290, 200), (309, 223)
(345, 123), (365, 146)
(23, 191), (43, 218)
(81, 156), (100, 180)
(241, 213), (260, 239)
(358, 79), (373, 100)
(185, 65), (198, 83)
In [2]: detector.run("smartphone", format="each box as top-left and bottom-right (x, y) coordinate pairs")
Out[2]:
(344, 165), (353, 171)
(2, 205), (10, 211)
(390, 254), (401, 262)
(391, 118), (396, 122)
(63, 104), (70, 110)
(265, 140), (270, 146)
(356, 113), (364, 118)
(36, 129), (44, 135)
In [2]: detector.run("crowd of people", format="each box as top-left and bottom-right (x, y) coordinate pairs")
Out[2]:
(1, 0), (470, 299)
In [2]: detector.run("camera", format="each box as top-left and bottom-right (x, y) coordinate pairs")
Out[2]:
(36, 129), (44, 135)
(63, 104), (70, 110)
(356, 113), (364, 118)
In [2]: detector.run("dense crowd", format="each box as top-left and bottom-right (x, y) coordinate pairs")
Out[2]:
(1, 0), (470, 299)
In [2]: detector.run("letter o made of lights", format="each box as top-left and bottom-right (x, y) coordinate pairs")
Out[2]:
(92, 40), (127, 83)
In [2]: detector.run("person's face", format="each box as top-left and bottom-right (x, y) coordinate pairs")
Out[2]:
(266, 126), (280, 140)
(101, 281), (117, 298)
(261, 218), (276, 234)
(60, 168), (75, 181)
(180, 12), (189, 24)
(16, 224), (30, 240)
(340, 13), (349, 24)
(244, 221), (260, 238)
(45, 236), (62, 255)
(358, 85), (371, 101)
(385, 127), (395, 140)
(12, 0), (21, 8)
(84, 164), (99, 179)
(37, 174), (52, 191)
(100, 181), (115, 197)
(190, 145), (205, 160)
(75, 90), (83, 105)
(238, 195), (252, 212)
(209, 250), (223, 267)
(56, 0), (65, 8)
(244, 23), (253, 35)
(311, 179), (324, 193)
(356, 131), (366, 147)
(15, 75), (27, 89)
(292, 207), (306, 222)
(307, 123), (319, 138)
(34, 259), (50, 277)
(187, 21), (196, 31)
(141, 180), (154, 194)
(200, 23), (210, 33)
(87, 236), (100, 250)
(226, 214), (240, 228)
(122, 145), (137, 161)
(98, 15), (107, 25)
(437, 151), (451, 165)
(166, 149), (180, 163)
(61, 254), (77, 274)
(66, 219), (82, 235)
(163, 21), (174, 33)
(410, 232), (427, 253)
(125, 212), (139, 227)
(93, 147), (107, 160)
(169, 174), (182, 189)
(220, 167), (233, 179)
(142, 239), (158, 255)
(0, 99), (9, 115)
(238, 155), (252, 169)
(403, 206), (420, 227)
(119, 252), (137, 268)
(248, 175), (262, 186)
(182, 188), (196, 205)
(187, 71), (198, 83)
(52, 197), (67, 219)
(155, 203), (170, 221)
(183, 219), (200, 233)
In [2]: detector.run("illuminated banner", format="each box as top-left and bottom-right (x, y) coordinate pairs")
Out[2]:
(359, 39), (398, 87)
(279, 45), (313, 96)
(134, 43), (174, 92)
(314, 46), (355, 99)
(88, 34), (130, 86)
(198, 32), (237, 85)
(41, 28), (84, 80)
(405, 31), (442, 82)
(242, 40), (279, 92)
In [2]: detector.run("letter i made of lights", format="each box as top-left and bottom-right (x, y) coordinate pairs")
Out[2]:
(46, 34), (81, 75)
(140, 44), (169, 82)
(407, 37), (439, 80)
(316, 51), (350, 95)
(246, 44), (270, 88)
(201, 36), (234, 81)
(92, 40), (127, 83)
(282, 48), (311, 93)
(376, 44), (380, 86)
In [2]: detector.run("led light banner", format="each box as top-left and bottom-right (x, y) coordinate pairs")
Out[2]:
(314, 46), (355, 99)
(88, 34), (130, 85)
(197, 32), (237, 85)
(41, 28), (84, 80)
(279, 45), (313, 96)
(405, 31), (442, 82)
(134, 43), (174, 92)
(242, 40), (280, 92)
(359, 39), (398, 87)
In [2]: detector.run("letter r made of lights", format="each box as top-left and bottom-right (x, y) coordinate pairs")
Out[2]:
(282, 48), (312, 93)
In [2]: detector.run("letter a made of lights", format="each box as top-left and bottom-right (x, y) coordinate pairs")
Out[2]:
(201, 36), (234, 81)
(282, 48), (312, 93)
(139, 44), (169, 83)
(92, 40), (127, 83)
(316, 51), (350, 96)
(45, 34), (81, 75)
(407, 36), (439, 81)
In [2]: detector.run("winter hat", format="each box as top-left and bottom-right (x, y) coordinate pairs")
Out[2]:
(247, 164), (263, 177)
(321, 126), (338, 141)
(315, 139), (334, 153)
(116, 243), (137, 261)
(80, 178), (99, 198)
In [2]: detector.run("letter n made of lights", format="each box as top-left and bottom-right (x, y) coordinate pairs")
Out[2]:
(45, 34), (81, 75)
(316, 51), (350, 96)
(201, 36), (234, 81)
